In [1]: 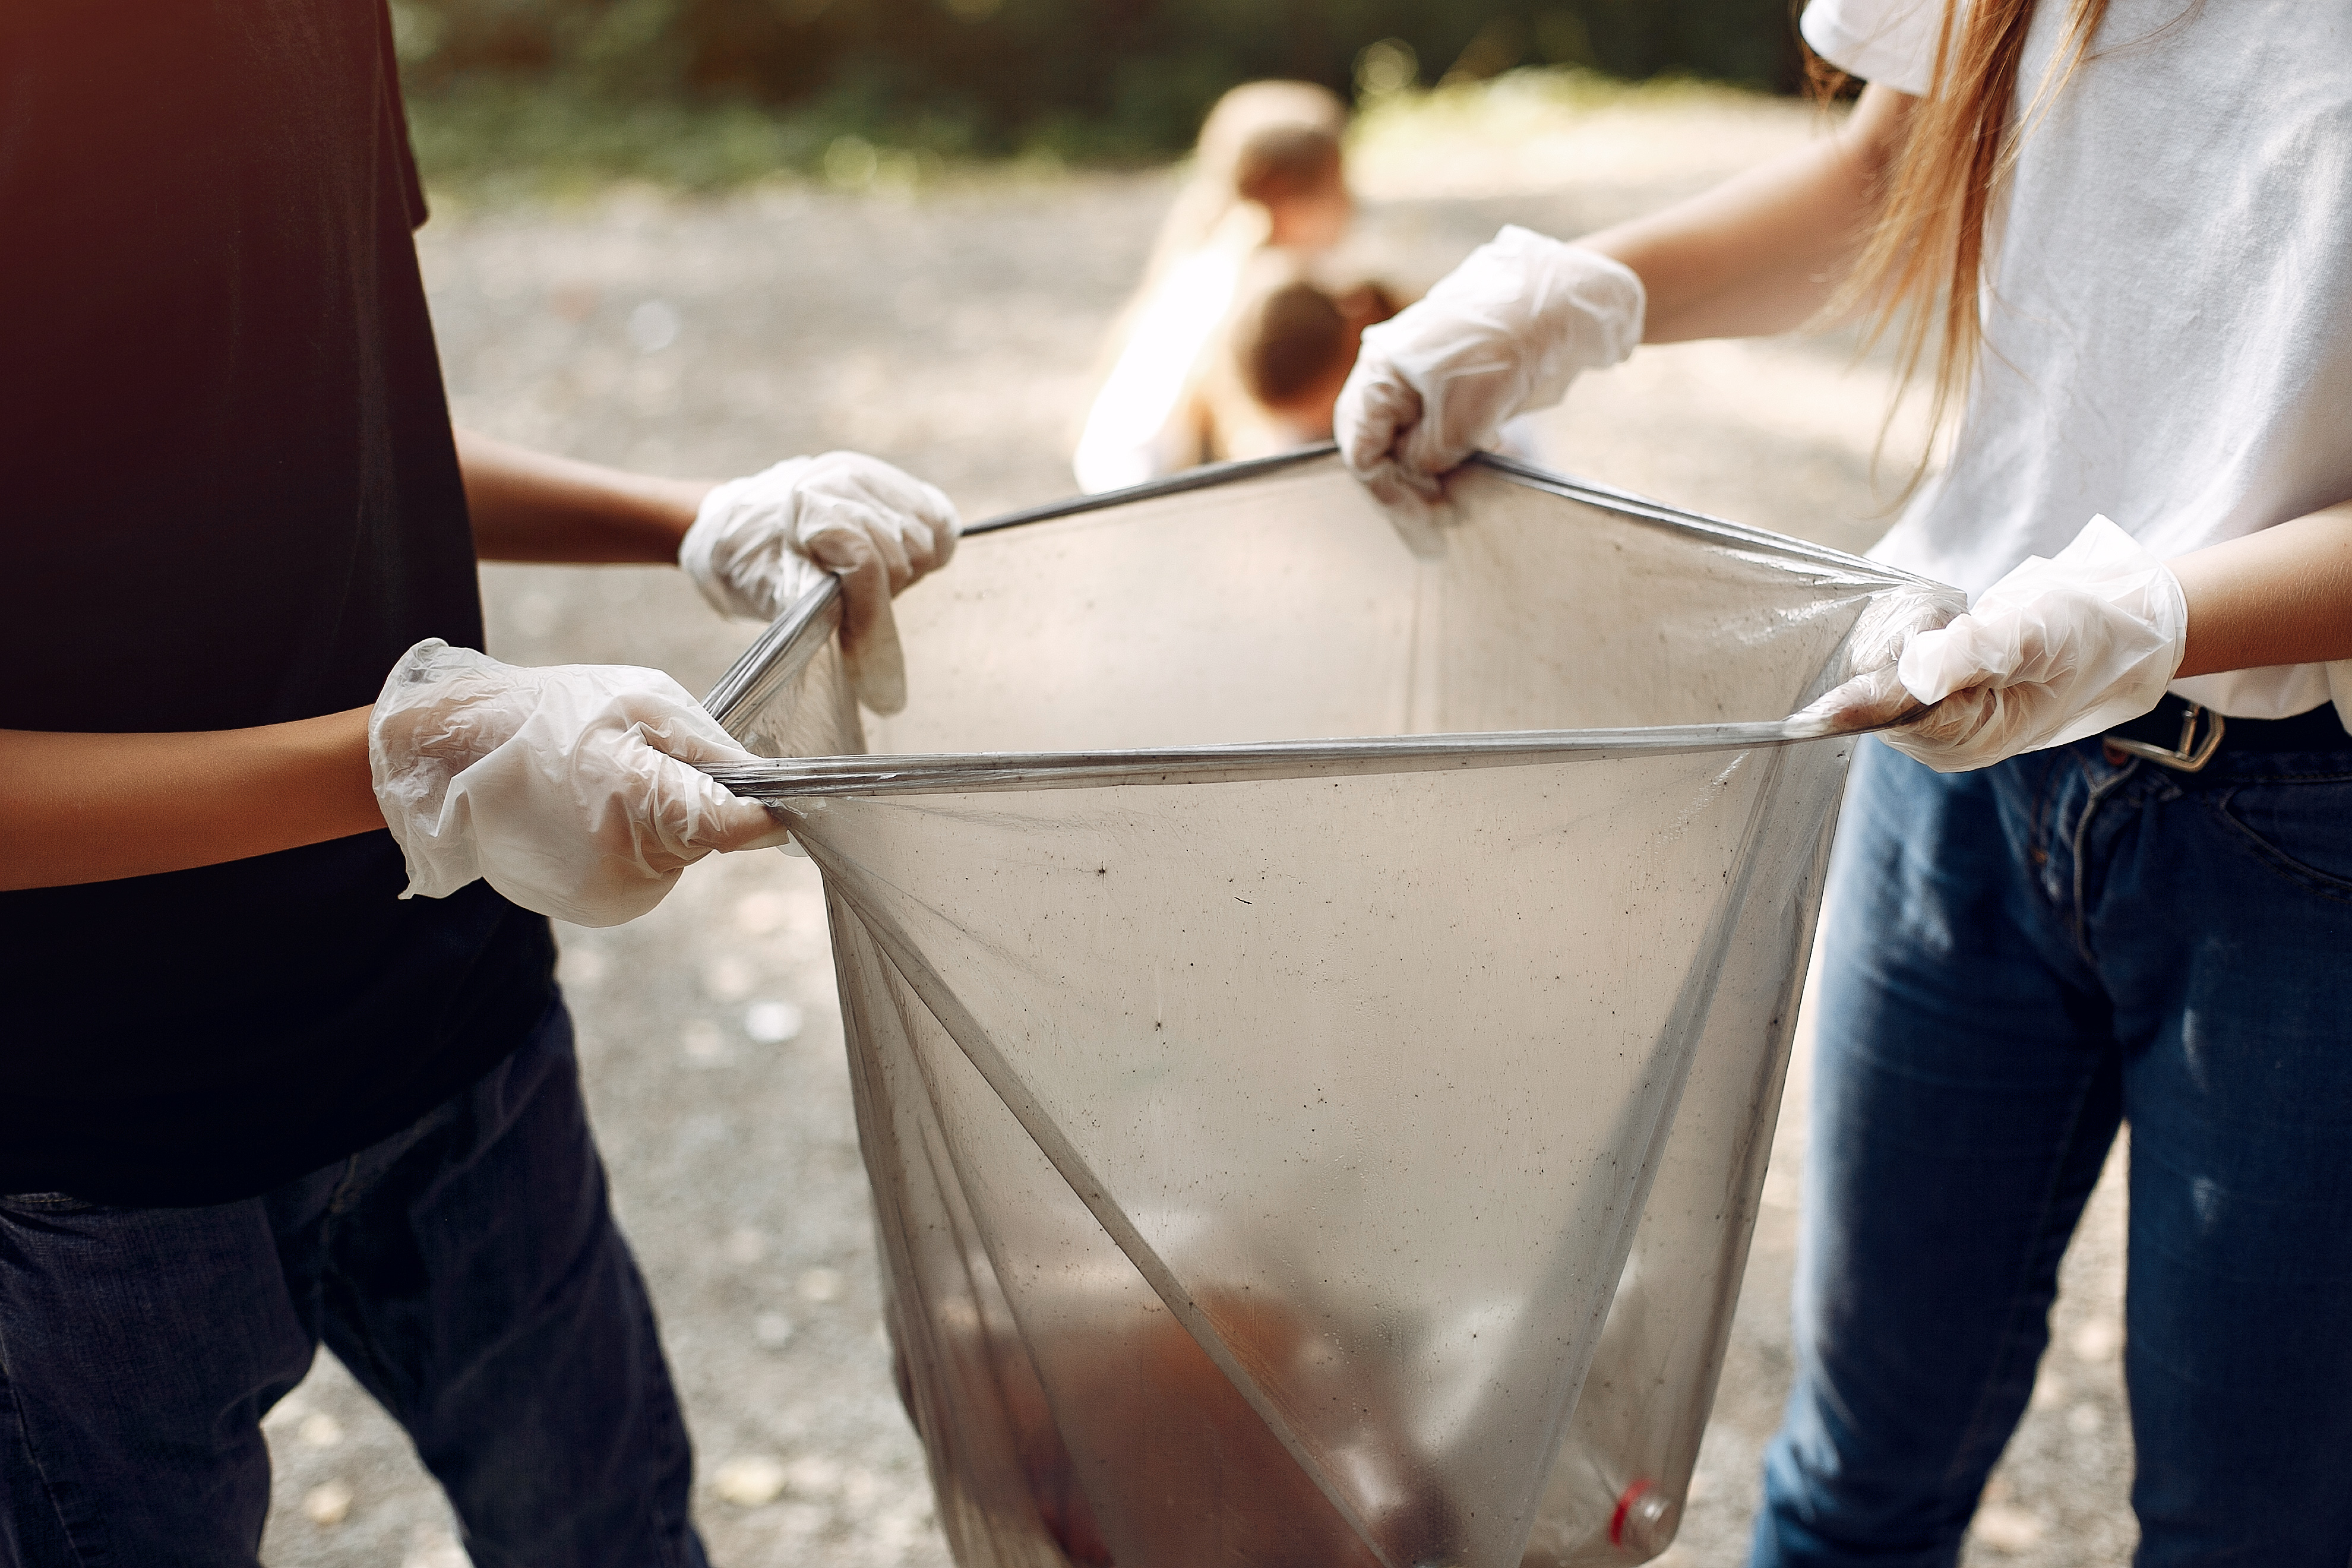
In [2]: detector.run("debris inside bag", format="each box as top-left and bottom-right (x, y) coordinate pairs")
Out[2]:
(905, 1287), (1449, 1568)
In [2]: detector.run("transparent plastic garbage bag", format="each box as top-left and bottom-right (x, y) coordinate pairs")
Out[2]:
(701, 449), (1955, 1568)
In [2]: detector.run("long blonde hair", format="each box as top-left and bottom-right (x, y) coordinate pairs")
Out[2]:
(1831, 0), (2113, 485)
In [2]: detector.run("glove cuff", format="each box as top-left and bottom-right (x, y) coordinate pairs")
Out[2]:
(369, 638), (505, 900)
(681, 459), (816, 621)
(680, 475), (761, 620)
(1493, 226), (1646, 409)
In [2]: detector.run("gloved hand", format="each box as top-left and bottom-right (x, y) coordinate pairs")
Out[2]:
(1784, 585), (1968, 736)
(370, 639), (791, 927)
(680, 451), (960, 716)
(1336, 226), (1644, 511)
(1790, 517), (2188, 773)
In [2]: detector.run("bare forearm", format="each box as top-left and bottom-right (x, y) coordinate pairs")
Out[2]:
(2171, 501), (2352, 679)
(458, 429), (715, 564)
(0, 709), (380, 891)
(1583, 84), (1915, 343)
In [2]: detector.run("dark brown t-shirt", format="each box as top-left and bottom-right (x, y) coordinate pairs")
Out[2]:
(0, 0), (556, 1204)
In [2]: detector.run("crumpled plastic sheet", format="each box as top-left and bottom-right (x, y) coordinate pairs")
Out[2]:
(705, 450), (1952, 1568)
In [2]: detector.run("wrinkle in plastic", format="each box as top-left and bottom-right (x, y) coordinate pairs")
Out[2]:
(715, 454), (1930, 1568)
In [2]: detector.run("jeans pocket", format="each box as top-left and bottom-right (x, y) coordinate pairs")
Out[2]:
(2209, 774), (2352, 900)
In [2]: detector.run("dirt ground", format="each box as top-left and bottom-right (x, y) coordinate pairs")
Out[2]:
(258, 86), (2136, 1568)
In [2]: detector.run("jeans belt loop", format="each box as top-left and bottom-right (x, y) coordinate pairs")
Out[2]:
(2104, 700), (2227, 772)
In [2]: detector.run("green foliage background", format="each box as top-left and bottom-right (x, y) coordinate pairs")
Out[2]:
(395, 0), (1804, 166)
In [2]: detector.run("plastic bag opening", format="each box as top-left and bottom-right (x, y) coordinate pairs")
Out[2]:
(713, 451), (1943, 1568)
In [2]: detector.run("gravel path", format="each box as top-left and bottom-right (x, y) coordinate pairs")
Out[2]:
(258, 90), (2133, 1567)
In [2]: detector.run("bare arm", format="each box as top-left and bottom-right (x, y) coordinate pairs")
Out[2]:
(0, 709), (380, 892)
(1583, 84), (1917, 344)
(1, 435), (726, 892)
(1576, 86), (2352, 683)
(2171, 500), (2352, 678)
(458, 429), (715, 563)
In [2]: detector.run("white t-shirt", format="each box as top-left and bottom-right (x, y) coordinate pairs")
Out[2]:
(1803, 0), (2352, 722)
(1072, 244), (1245, 493)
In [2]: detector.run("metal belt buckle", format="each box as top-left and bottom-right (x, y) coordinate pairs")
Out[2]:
(2104, 701), (2226, 772)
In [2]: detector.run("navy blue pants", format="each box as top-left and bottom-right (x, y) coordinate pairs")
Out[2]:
(1754, 736), (2352, 1566)
(0, 995), (707, 1568)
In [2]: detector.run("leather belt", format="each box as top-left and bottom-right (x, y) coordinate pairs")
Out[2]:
(2103, 693), (2349, 772)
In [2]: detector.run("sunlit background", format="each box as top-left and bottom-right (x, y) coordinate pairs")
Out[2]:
(257, 5), (2134, 1563)
(389, 0), (1805, 186)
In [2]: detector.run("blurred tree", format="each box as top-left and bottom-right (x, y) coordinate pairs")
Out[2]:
(392, 0), (1803, 157)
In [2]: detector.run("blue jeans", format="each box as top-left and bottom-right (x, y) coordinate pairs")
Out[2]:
(1753, 736), (2352, 1567)
(0, 994), (708, 1568)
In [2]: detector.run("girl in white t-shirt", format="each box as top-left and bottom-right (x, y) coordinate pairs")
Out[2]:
(1339, 2), (2352, 1561)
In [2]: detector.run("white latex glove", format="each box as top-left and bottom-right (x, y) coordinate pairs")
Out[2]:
(680, 451), (961, 715)
(1784, 586), (1968, 737)
(1791, 517), (2189, 773)
(370, 640), (792, 927)
(1336, 225), (1644, 512)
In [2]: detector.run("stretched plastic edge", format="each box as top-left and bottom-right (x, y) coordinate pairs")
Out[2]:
(704, 722), (1843, 800)
(700, 446), (1933, 792)
(702, 574), (845, 739)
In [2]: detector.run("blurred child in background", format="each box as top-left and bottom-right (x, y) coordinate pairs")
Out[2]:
(1072, 80), (1357, 491)
(1191, 265), (1402, 463)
